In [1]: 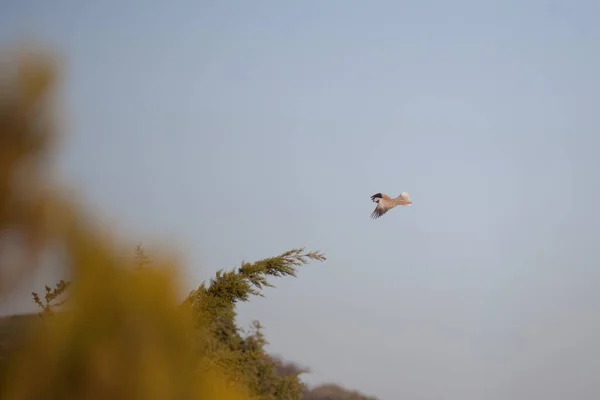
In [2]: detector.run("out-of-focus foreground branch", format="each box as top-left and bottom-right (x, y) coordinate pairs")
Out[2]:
(0, 45), (253, 400)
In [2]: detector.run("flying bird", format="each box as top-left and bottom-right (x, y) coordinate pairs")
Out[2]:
(370, 192), (412, 219)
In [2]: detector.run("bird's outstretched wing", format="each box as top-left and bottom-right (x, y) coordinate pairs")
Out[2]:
(370, 202), (389, 219)
(370, 193), (390, 219)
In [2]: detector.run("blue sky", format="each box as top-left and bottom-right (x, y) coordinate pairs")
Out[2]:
(2, 1), (600, 399)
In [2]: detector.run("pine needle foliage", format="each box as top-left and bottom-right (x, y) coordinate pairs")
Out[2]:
(185, 248), (326, 400)
(200, 248), (326, 303)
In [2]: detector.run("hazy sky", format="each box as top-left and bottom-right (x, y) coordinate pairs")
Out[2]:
(2, 1), (600, 399)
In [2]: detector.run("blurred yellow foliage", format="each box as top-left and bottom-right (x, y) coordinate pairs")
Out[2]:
(0, 46), (253, 400)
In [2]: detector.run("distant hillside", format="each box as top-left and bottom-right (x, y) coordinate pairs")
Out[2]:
(304, 384), (378, 400)
(273, 357), (378, 400)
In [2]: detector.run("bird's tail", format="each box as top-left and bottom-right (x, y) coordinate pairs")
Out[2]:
(395, 192), (412, 206)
